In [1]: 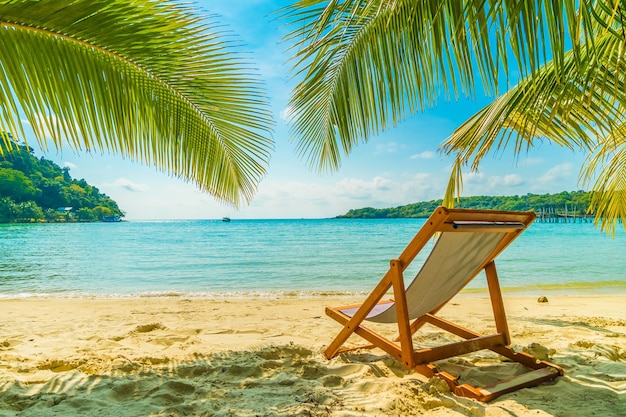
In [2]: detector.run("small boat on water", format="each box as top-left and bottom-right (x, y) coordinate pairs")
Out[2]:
(222, 217), (231, 223)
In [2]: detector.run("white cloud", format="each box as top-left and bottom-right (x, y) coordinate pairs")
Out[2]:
(335, 176), (395, 200)
(279, 106), (294, 122)
(522, 157), (544, 166)
(375, 142), (399, 154)
(464, 172), (524, 188)
(502, 174), (524, 186)
(239, 174), (447, 219)
(400, 173), (441, 198)
(460, 171), (525, 196)
(538, 163), (574, 185)
(464, 171), (486, 184)
(102, 170), (446, 220)
(410, 151), (437, 160)
(449, 160), (581, 198)
(112, 178), (149, 192)
(63, 162), (78, 170)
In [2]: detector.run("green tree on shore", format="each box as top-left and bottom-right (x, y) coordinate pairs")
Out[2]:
(338, 191), (593, 219)
(0, 168), (37, 202)
(0, 0), (273, 208)
(0, 143), (124, 223)
(282, 1), (625, 234)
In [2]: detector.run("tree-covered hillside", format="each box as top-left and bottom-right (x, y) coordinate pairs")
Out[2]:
(0, 141), (124, 223)
(337, 191), (592, 219)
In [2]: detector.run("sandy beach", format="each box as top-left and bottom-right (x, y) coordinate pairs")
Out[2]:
(0, 294), (624, 416)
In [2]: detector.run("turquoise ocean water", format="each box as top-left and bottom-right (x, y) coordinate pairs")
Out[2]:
(0, 218), (624, 298)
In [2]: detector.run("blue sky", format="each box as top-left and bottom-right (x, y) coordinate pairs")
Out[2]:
(27, 1), (587, 220)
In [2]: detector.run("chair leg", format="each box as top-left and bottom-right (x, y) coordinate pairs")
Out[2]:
(485, 261), (510, 345)
(324, 273), (393, 359)
(390, 259), (415, 368)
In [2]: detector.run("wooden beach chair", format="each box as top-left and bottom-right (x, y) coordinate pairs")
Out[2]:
(325, 206), (563, 402)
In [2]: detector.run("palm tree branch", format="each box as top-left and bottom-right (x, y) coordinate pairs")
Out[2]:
(0, 0), (274, 206)
(441, 28), (626, 233)
(581, 127), (626, 236)
(283, 0), (602, 172)
(2, 20), (226, 139)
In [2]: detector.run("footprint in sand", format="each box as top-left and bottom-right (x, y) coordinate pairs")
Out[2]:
(133, 323), (167, 333)
(221, 364), (263, 378)
(298, 364), (325, 380)
(147, 380), (197, 406)
(109, 381), (138, 400)
(523, 342), (556, 361)
(259, 360), (283, 370)
(161, 380), (197, 395)
(0, 340), (11, 349)
(320, 374), (344, 387)
(37, 359), (82, 372)
(109, 323), (166, 341)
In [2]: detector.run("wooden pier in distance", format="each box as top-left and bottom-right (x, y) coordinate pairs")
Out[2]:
(536, 206), (592, 223)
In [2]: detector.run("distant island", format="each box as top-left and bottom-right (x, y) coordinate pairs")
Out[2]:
(337, 191), (592, 219)
(0, 140), (124, 223)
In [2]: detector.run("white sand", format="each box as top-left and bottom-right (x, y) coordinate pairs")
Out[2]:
(0, 294), (624, 416)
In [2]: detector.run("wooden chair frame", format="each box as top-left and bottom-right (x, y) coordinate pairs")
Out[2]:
(325, 207), (563, 402)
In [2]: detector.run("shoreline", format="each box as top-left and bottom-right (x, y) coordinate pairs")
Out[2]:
(1, 282), (625, 300)
(1, 294), (625, 416)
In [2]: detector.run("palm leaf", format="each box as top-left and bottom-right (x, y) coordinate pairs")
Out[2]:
(442, 26), (626, 234)
(0, 0), (274, 206)
(581, 129), (626, 236)
(282, 0), (590, 171)
(282, 0), (625, 231)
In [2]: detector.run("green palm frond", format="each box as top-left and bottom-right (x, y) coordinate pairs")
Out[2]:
(581, 130), (626, 236)
(0, 0), (274, 206)
(441, 27), (626, 233)
(283, 0), (625, 232)
(282, 0), (590, 171)
(441, 30), (624, 172)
